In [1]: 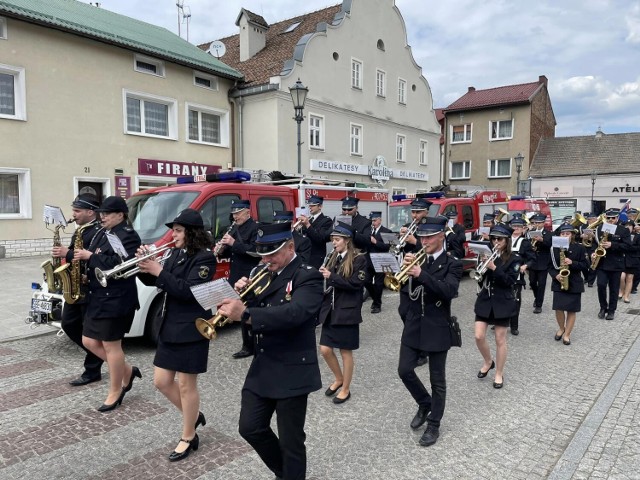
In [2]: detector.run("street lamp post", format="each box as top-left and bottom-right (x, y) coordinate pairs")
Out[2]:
(289, 78), (308, 175)
(514, 152), (524, 196)
(590, 170), (597, 212)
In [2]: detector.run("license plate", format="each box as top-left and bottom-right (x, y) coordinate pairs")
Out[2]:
(31, 298), (53, 314)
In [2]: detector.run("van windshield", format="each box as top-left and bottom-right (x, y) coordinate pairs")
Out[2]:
(388, 204), (440, 232)
(127, 191), (199, 244)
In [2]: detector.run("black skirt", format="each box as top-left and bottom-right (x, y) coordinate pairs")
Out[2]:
(83, 312), (135, 342)
(475, 310), (510, 328)
(552, 291), (581, 312)
(320, 322), (360, 350)
(154, 338), (210, 374)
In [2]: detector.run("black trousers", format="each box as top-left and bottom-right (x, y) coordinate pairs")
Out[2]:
(239, 389), (308, 480)
(397, 343), (447, 428)
(597, 270), (622, 313)
(364, 272), (385, 307)
(61, 302), (103, 375)
(528, 269), (548, 307)
(510, 284), (523, 330)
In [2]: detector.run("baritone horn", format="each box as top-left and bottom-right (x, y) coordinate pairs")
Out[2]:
(582, 214), (604, 247)
(494, 208), (509, 224)
(570, 212), (587, 228)
(383, 248), (428, 292)
(94, 241), (175, 287)
(195, 262), (272, 340)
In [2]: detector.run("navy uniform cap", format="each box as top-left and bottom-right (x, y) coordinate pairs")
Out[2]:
(444, 210), (458, 218)
(583, 212), (593, 217)
(628, 208), (639, 215)
(483, 213), (496, 222)
(510, 217), (525, 227)
(368, 211), (382, 219)
(605, 208), (621, 217)
(410, 198), (432, 211)
(255, 222), (293, 255)
(273, 210), (294, 222)
(341, 197), (360, 209)
(307, 195), (324, 206)
(96, 196), (128, 213)
(331, 221), (354, 238)
(558, 223), (577, 233)
(416, 216), (447, 237)
(230, 199), (250, 213)
(530, 213), (546, 223)
(71, 193), (100, 211)
(489, 224), (513, 238)
(165, 208), (204, 229)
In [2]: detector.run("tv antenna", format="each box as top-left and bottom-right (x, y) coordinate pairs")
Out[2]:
(176, 1), (192, 41)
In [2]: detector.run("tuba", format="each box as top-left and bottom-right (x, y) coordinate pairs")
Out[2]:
(54, 223), (92, 304)
(41, 218), (74, 293)
(195, 262), (272, 340)
(383, 247), (428, 292)
(559, 248), (570, 290)
(582, 214), (604, 247)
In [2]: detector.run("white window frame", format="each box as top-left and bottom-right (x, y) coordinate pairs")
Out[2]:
(350, 123), (363, 156)
(351, 58), (363, 90)
(0, 167), (32, 219)
(133, 53), (165, 77)
(450, 161), (471, 180)
(308, 113), (324, 150)
(398, 78), (407, 104)
(395, 134), (406, 163)
(0, 63), (26, 121)
(185, 102), (229, 147)
(193, 71), (219, 91)
(376, 69), (386, 98)
(123, 89), (178, 140)
(450, 123), (472, 144)
(0, 16), (7, 40)
(490, 119), (514, 141)
(488, 158), (512, 178)
(419, 140), (428, 166)
(392, 188), (406, 196)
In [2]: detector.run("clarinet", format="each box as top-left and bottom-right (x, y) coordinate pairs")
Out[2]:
(213, 221), (236, 258)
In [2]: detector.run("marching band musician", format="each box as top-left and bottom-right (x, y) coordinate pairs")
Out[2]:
(273, 210), (311, 264)
(528, 213), (553, 314)
(474, 223), (521, 390)
(508, 215), (534, 336)
(366, 211), (391, 314)
(619, 218), (639, 303)
(471, 213), (496, 241)
(217, 199), (260, 359)
(137, 209), (216, 462)
(579, 212), (598, 287)
(339, 196), (372, 251)
(75, 196), (142, 412)
(216, 221), (323, 480)
(318, 221), (369, 404)
(549, 223), (589, 345)
(630, 220), (640, 295)
(443, 210), (466, 259)
(397, 216), (462, 447)
(298, 194), (334, 269)
(592, 208), (631, 320)
(51, 193), (104, 387)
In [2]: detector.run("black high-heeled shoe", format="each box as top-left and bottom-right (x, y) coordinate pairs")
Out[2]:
(168, 434), (199, 462)
(195, 411), (206, 429)
(123, 366), (142, 393)
(97, 389), (125, 412)
(477, 360), (495, 378)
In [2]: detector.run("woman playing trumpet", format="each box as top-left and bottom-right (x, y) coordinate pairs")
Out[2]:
(318, 222), (368, 404)
(137, 208), (216, 462)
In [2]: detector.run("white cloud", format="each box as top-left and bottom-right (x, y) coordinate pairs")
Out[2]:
(625, 2), (640, 43)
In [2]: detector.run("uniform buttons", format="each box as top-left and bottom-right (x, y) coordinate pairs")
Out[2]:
(302, 357), (306, 361)
(259, 334), (263, 338)
(260, 349), (264, 353)
(260, 303), (265, 306)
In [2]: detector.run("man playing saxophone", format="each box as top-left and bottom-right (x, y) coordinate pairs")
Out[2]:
(51, 193), (103, 386)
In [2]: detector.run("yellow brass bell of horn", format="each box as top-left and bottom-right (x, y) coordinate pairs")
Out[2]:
(582, 214), (604, 247)
(494, 208), (509, 224)
(570, 213), (587, 228)
(383, 248), (428, 292)
(195, 262), (272, 340)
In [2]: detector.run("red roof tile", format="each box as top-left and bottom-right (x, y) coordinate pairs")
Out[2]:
(445, 77), (547, 112)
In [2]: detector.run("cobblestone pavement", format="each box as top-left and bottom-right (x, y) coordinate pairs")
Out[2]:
(1, 257), (640, 479)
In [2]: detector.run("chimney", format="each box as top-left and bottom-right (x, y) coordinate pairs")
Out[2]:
(538, 75), (548, 86)
(595, 127), (604, 139)
(468, 87), (475, 93)
(236, 9), (269, 62)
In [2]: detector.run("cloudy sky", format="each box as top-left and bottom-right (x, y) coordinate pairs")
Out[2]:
(98, 0), (640, 137)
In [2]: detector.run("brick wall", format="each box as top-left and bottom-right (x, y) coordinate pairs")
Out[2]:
(0, 235), (72, 258)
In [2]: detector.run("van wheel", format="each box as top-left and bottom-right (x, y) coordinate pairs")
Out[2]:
(144, 297), (164, 346)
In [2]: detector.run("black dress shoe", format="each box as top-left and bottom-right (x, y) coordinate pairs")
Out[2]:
(554, 330), (565, 341)
(418, 426), (439, 446)
(123, 366), (142, 393)
(97, 389), (125, 412)
(416, 354), (428, 367)
(606, 312), (615, 320)
(631, 289), (638, 294)
(195, 411), (206, 429)
(232, 348), (252, 359)
(493, 379), (504, 389)
(562, 337), (571, 345)
(477, 360), (495, 378)
(333, 392), (351, 404)
(511, 329), (519, 336)
(533, 306), (542, 314)
(410, 406), (430, 429)
(69, 373), (102, 387)
(370, 306), (381, 314)
(324, 383), (343, 396)
(598, 309), (606, 319)
(168, 434), (199, 462)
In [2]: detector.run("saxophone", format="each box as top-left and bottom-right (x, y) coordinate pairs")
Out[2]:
(559, 248), (570, 291)
(40, 219), (73, 293)
(55, 223), (91, 304)
(591, 231), (609, 269)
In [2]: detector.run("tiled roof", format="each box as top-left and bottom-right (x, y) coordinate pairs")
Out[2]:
(445, 78), (546, 112)
(200, 5), (342, 87)
(529, 131), (640, 177)
(0, 0), (242, 79)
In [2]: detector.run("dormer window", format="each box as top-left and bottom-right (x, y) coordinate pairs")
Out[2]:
(283, 21), (301, 33)
(134, 54), (165, 77)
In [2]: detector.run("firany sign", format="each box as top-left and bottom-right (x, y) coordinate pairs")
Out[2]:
(138, 159), (220, 177)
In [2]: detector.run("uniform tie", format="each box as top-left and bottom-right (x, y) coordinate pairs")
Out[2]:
(427, 255), (434, 266)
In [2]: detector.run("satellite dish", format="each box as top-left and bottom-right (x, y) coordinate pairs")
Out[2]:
(207, 41), (226, 58)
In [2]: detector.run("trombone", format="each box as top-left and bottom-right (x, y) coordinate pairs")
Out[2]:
(195, 262), (272, 340)
(383, 247), (428, 292)
(94, 241), (175, 287)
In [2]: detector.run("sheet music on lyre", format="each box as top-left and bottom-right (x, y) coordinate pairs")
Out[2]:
(190, 278), (240, 312)
(370, 252), (400, 273)
(43, 205), (67, 226)
(379, 232), (399, 246)
(105, 231), (129, 259)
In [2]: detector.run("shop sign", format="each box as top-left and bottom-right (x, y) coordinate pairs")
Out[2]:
(310, 158), (428, 184)
(611, 185), (640, 193)
(539, 185), (574, 197)
(138, 158), (221, 177)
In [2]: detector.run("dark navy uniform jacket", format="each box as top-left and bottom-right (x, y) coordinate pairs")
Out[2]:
(86, 221), (141, 319)
(474, 254), (522, 320)
(219, 218), (260, 285)
(529, 230), (553, 270)
(594, 223), (631, 272)
(319, 253), (368, 326)
(293, 230), (311, 264)
(349, 213), (372, 252)
(138, 248), (216, 343)
(243, 256), (323, 399)
(64, 220), (100, 304)
(511, 235), (535, 285)
(369, 225), (392, 253)
(301, 213), (333, 268)
(398, 252), (462, 352)
(548, 243), (589, 293)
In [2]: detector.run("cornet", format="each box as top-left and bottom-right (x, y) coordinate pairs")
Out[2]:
(383, 247), (428, 292)
(95, 241), (175, 287)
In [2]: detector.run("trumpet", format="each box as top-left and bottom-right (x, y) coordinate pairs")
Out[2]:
(94, 241), (175, 287)
(582, 214), (604, 247)
(383, 247), (428, 292)
(390, 219), (419, 255)
(472, 248), (500, 282)
(195, 262), (272, 340)
(213, 221), (236, 257)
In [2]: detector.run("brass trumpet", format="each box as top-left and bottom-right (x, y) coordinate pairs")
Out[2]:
(472, 248), (500, 282)
(95, 241), (175, 287)
(195, 262), (272, 340)
(383, 248), (428, 292)
(390, 218), (419, 255)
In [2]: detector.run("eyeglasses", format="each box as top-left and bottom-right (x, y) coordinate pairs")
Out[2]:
(342, 208), (355, 211)
(606, 217), (617, 220)
(490, 236), (505, 241)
